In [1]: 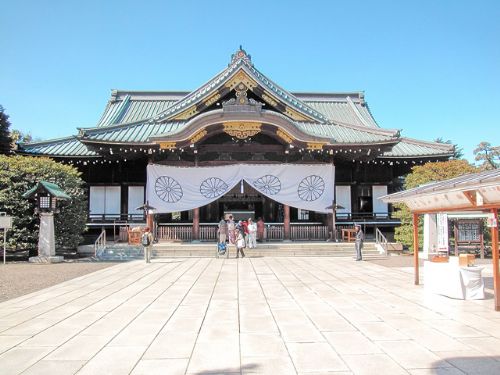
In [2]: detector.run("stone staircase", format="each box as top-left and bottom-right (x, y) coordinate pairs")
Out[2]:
(96, 244), (143, 261)
(152, 241), (386, 259)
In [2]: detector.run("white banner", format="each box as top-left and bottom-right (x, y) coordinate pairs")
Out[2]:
(147, 164), (335, 214)
(437, 213), (449, 252)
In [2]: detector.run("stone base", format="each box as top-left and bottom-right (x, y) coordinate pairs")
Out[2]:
(29, 256), (64, 264)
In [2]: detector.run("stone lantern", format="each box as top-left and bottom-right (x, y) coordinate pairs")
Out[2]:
(23, 181), (71, 263)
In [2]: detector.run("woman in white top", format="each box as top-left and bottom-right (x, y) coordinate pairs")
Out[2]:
(247, 218), (257, 249)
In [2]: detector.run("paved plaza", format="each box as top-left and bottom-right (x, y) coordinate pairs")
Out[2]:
(1, 257), (500, 374)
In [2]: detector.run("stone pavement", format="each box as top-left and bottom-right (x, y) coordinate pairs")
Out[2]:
(1, 257), (500, 374)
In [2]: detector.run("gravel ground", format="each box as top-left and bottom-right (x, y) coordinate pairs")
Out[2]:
(0, 261), (116, 302)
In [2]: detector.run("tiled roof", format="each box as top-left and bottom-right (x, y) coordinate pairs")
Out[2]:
(97, 91), (181, 127)
(295, 122), (397, 144)
(81, 121), (185, 143)
(382, 169), (500, 201)
(379, 137), (454, 158)
(19, 137), (98, 157)
(303, 100), (379, 127)
(151, 53), (329, 123)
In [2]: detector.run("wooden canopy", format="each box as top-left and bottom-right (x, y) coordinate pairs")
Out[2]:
(382, 169), (500, 310)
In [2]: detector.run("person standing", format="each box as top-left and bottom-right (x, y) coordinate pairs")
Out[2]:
(235, 221), (246, 258)
(241, 219), (249, 247)
(227, 215), (236, 245)
(247, 218), (257, 249)
(354, 224), (364, 261)
(141, 227), (154, 263)
(257, 217), (265, 242)
(218, 216), (228, 244)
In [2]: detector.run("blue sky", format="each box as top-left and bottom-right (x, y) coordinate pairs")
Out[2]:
(1, 0), (498, 162)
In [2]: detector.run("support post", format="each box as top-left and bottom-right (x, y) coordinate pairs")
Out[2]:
(192, 208), (200, 242)
(147, 213), (154, 240)
(413, 213), (419, 285)
(491, 208), (499, 311)
(284, 204), (290, 241)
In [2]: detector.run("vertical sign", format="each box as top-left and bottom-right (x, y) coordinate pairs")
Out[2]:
(437, 213), (449, 252)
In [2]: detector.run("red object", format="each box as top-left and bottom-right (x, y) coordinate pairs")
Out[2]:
(242, 221), (249, 234)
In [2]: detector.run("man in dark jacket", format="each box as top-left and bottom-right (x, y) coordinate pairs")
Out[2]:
(354, 224), (364, 261)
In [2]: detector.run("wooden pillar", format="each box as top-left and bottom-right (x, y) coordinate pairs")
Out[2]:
(146, 212), (154, 233)
(192, 208), (200, 241)
(413, 213), (420, 285)
(284, 204), (290, 241)
(491, 208), (499, 311)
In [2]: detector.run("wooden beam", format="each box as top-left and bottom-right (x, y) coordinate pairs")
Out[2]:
(413, 213), (420, 285)
(491, 208), (500, 311)
(412, 203), (500, 215)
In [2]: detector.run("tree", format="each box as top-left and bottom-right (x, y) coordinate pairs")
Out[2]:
(434, 137), (464, 159)
(0, 155), (87, 252)
(474, 141), (499, 170)
(10, 129), (34, 151)
(393, 159), (477, 251)
(0, 106), (12, 155)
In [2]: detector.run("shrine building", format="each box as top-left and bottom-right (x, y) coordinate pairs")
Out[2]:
(19, 48), (454, 242)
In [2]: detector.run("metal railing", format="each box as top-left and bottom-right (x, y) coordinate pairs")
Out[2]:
(94, 229), (106, 257)
(375, 227), (388, 255)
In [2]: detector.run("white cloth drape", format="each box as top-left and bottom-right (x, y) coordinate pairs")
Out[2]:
(146, 164), (335, 213)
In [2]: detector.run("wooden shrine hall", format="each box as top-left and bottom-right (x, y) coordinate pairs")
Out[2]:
(18, 47), (454, 242)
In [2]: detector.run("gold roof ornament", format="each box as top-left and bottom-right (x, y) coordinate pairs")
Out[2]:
(158, 141), (177, 150)
(276, 129), (294, 144)
(306, 142), (326, 150)
(190, 129), (207, 144)
(223, 122), (261, 140)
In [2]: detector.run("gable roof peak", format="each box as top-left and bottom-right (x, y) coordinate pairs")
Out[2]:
(230, 46), (253, 67)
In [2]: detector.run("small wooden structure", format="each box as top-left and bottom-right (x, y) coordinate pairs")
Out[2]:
(453, 218), (485, 258)
(382, 169), (500, 311)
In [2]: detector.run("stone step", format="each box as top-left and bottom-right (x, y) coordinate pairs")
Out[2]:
(152, 247), (384, 259)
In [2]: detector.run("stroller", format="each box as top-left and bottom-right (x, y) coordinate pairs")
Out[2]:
(216, 241), (229, 258)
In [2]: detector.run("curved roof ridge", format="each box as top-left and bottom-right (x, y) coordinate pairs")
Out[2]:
(244, 64), (327, 122)
(346, 96), (375, 128)
(150, 54), (329, 124)
(151, 61), (241, 122)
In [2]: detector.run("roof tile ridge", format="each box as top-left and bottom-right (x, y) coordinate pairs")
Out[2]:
(79, 119), (184, 135)
(106, 95), (131, 125)
(362, 102), (380, 127)
(246, 64), (327, 123)
(151, 61), (241, 122)
(19, 135), (79, 146)
(96, 99), (114, 127)
(399, 137), (455, 150)
(346, 96), (374, 128)
(318, 119), (399, 137)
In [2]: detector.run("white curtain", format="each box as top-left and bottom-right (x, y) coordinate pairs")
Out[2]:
(335, 186), (352, 217)
(372, 185), (388, 217)
(147, 164), (334, 214)
(89, 186), (121, 217)
(128, 186), (145, 215)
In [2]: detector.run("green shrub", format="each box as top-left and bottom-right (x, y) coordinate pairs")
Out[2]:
(0, 155), (87, 251)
